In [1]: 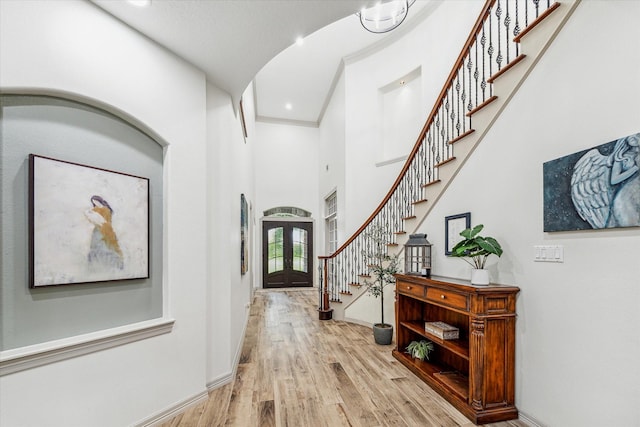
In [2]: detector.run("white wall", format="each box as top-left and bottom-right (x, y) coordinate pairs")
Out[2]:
(254, 121), (320, 286)
(415, 1), (640, 425)
(0, 1), (250, 425)
(319, 72), (347, 251)
(342, 0), (484, 235)
(205, 82), (254, 386)
(254, 122), (320, 218)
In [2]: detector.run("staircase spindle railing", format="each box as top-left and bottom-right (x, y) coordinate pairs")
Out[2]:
(318, 0), (558, 313)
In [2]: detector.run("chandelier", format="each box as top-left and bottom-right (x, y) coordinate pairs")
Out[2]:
(357, 0), (416, 34)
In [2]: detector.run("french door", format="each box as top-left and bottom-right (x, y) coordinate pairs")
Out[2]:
(262, 221), (313, 288)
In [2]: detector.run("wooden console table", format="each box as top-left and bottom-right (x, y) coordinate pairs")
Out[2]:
(393, 274), (520, 424)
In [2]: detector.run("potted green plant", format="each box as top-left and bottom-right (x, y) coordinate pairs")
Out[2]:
(449, 224), (503, 285)
(406, 340), (434, 361)
(362, 225), (399, 345)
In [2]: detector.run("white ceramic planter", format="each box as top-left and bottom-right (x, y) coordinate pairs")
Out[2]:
(471, 268), (490, 285)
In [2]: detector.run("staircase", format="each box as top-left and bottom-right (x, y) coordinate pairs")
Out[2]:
(319, 0), (580, 322)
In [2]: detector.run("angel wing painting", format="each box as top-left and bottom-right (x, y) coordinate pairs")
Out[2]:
(543, 132), (640, 232)
(571, 133), (640, 229)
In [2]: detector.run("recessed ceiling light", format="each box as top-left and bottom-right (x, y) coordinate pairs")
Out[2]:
(128, 0), (151, 7)
(295, 37), (304, 46)
(285, 103), (293, 110)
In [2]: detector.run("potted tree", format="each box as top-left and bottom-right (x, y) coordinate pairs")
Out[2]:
(362, 225), (399, 345)
(449, 224), (503, 285)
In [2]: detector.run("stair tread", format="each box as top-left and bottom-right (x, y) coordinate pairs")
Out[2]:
(448, 129), (475, 145)
(466, 96), (497, 117)
(513, 2), (561, 43)
(435, 157), (456, 167)
(422, 179), (442, 188)
(487, 54), (526, 84)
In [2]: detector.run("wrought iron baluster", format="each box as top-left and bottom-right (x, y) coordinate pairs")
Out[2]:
(455, 74), (461, 138)
(474, 37), (479, 115)
(427, 130), (434, 182)
(514, 0), (520, 56)
(336, 259), (340, 298)
(488, 6), (494, 83)
(338, 256), (344, 300)
(440, 107), (446, 160)
(461, 46), (470, 122)
(416, 153), (423, 201)
(413, 156), (420, 201)
(434, 111), (441, 164)
(504, 0), (510, 63)
(481, 21), (487, 101)
(402, 175), (409, 216)
(496, 0), (503, 71)
(444, 93), (450, 146)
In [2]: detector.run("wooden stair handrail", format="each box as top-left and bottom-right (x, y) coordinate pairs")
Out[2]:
(321, 0), (496, 260)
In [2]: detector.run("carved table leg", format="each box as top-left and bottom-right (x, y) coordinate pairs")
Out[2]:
(470, 318), (485, 411)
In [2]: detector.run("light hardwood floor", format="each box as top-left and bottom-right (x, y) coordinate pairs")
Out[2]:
(161, 288), (528, 427)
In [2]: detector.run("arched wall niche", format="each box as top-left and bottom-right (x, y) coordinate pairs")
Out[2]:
(1, 92), (167, 361)
(0, 88), (169, 147)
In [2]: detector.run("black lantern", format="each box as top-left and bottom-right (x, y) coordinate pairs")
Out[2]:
(404, 233), (432, 277)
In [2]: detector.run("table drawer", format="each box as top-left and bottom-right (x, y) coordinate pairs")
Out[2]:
(426, 287), (468, 310)
(397, 282), (425, 298)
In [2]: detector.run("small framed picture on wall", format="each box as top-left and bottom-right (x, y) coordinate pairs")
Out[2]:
(445, 212), (471, 255)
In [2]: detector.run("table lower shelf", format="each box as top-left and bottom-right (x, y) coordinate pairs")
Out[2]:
(392, 349), (518, 424)
(392, 349), (469, 401)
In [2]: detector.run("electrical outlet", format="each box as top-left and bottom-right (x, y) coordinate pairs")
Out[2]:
(534, 245), (563, 262)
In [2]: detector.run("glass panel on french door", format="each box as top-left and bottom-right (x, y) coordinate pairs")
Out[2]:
(268, 227), (284, 273)
(292, 227), (308, 273)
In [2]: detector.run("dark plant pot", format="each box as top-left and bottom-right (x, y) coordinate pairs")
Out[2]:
(373, 323), (393, 345)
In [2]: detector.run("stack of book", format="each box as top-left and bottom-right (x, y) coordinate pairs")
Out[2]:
(424, 321), (459, 340)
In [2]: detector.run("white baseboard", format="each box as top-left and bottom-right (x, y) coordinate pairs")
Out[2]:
(207, 371), (234, 392)
(343, 316), (373, 329)
(225, 300), (251, 382)
(519, 410), (546, 427)
(136, 390), (209, 427)
(140, 299), (252, 425)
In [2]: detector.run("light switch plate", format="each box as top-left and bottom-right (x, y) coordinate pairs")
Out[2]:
(534, 245), (563, 262)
